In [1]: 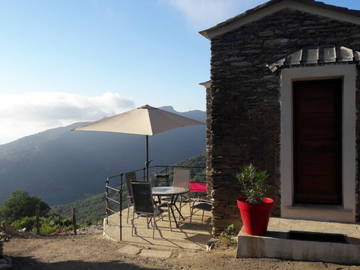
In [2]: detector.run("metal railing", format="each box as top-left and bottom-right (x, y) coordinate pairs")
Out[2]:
(104, 165), (205, 241)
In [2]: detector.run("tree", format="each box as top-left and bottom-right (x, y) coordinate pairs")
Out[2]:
(0, 190), (50, 223)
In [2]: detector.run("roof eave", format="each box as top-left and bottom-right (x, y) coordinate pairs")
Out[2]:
(199, 30), (209, 39)
(199, 0), (360, 40)
(199, 80), (212, 88)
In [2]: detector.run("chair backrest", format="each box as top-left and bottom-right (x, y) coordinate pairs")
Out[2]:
(125, 172), (137, 198)
(131, 182), (154, 215)
(173, 168), (190, 189)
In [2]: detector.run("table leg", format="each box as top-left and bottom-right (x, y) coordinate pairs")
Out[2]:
(169, 205), (179, 228)
(173, 203), (185, 220)
(171, 194), (185, 221)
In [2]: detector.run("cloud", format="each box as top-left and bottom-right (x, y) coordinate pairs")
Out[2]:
(0, 92), (134, 144)
(162, 0), (265, 29)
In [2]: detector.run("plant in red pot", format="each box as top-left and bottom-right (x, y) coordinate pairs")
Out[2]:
(236, 164), (274, 236)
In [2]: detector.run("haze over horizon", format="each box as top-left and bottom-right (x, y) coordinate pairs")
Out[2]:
(0, 0), (358, 144)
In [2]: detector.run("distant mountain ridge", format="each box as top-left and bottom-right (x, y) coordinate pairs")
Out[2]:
(0, 106), (206, 205)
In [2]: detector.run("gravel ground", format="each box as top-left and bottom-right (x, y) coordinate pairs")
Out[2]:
(3, 228), (360, 270)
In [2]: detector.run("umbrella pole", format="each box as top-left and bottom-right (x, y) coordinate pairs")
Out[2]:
(146, 135), (149, 182)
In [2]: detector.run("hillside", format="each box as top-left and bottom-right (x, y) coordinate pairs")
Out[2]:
(52, 153), (206, 224)
(52, 192), (108, 225)
(0, 106), (205, 205)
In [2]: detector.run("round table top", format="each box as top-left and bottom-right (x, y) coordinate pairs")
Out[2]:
(152, 186), (189, 196)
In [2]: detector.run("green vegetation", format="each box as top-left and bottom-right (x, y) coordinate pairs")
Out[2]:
(0, 190), (50, 223)
(0, 191), (74, 235)
(10, 216), (36, 231)
(219, 224), (237, 246)
(10, 214), (73, 235)
(51, 193), (108, 226)
(236, 164), (269, 204)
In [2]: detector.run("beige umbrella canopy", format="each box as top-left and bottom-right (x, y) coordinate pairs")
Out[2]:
(75, 105), (205, 181)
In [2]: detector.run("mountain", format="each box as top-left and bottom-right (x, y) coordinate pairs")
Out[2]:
(0, 106), (205, 205)
(52, 153), (206, 225)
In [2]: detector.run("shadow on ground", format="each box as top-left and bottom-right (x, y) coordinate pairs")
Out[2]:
(11, 256), (161, 270)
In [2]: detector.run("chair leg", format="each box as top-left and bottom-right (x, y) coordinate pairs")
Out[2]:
(150, 215), (157, 239)
(168, 207), (172, 231)
(153, 214), (162, 239)
(127, 203), (130, 224)
(189, 200), (192, 218)
(152, 218), (155, 239)
(131, 215), (135, 236)
(131, 208), (135, 236)
(190, 201), (195, 223)
(202, 210), (205, 223)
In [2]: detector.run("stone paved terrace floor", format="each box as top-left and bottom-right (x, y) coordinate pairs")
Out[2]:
(103, 203), (212, 250)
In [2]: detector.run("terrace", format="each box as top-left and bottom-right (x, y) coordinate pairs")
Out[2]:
(102, 165), (212, 250)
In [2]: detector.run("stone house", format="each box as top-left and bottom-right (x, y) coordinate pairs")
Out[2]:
(200, 0), (360, 235)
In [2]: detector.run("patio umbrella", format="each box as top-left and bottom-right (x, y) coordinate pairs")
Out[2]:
(74, 105), (205, 181)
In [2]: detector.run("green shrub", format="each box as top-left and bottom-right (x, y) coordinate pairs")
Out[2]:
(10, 214), (72, 235)
(39, 221), (58, 235)
(236, 164), (270, 204)
(0, 190), (50, 223)
(39, 215), (72, 234)
(11, 216), (36, 231)
(46, 214), (72, 227)
(219, 224), (237, 246)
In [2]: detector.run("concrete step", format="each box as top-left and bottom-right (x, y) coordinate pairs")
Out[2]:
(237, 217), (360, 264)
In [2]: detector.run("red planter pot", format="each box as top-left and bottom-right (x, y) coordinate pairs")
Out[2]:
(237, 197), (274, 236)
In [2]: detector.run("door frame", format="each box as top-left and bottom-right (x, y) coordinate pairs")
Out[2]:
(280, 64), (356, 222)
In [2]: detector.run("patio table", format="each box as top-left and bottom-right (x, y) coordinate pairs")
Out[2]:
(152, 186), (189, 228)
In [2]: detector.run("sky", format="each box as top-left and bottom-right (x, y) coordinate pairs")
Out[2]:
(0, 0), (359, 144)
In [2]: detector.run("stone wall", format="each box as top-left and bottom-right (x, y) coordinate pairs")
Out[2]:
(356, 67), (360, 222)
(207, 9), (360, 235)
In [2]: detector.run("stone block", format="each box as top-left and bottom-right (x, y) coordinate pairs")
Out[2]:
(237, 230), (360, 265)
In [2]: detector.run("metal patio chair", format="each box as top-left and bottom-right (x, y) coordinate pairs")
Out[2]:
(172, 168), (191, 211)
(190, 199), (212, 224)
(131, 182), (172, 239)
(172, 168), (191, 189)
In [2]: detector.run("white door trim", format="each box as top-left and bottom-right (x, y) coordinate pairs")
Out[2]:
(280, 64), (357, 223)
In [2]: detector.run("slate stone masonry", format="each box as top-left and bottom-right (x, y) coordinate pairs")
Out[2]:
(207, 9), (360, 235)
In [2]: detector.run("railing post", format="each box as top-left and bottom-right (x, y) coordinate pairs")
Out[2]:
(105, 177), (110, 225)
(72, 208), (77, 235)
(166, 166), (169, 185)
(35, 204), (40, 235)
(119, 174), (123, 241)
